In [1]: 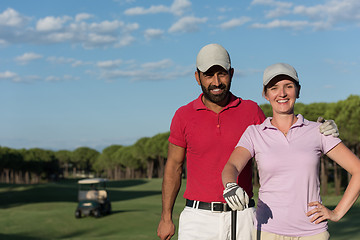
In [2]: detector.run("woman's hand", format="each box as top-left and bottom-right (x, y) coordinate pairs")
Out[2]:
(306, 201), (341, 224)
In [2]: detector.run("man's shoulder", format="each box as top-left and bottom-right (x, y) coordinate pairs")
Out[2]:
(238, 98), (259, 106)
(235, 98), (262, 112)
(176, 98), (197, 112)
(172, 97), (199, 120)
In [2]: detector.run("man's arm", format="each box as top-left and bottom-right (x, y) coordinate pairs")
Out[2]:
(157, 142), (185, 240)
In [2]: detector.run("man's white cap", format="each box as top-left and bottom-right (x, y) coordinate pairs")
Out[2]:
(196, 43), (231, 72)
(263, 63), (299, 86)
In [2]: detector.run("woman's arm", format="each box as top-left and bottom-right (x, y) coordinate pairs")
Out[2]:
(307, 142), (360, 223)
(222, 146), (252, 187)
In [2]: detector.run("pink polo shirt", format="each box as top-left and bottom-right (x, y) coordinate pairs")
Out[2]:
(237, 114), (341, 236)
(169, 93), (265, 202)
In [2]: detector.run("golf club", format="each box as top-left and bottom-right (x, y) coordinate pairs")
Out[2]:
(231, 210), (237, 240)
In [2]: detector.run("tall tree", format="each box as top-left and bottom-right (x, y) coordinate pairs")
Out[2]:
(113, 146), (142, 179)
(72, 147), (100, 176)
(55, 150), (73, 178)
(133, 137), (153, 179)
(0, 147), (23, 183)
(93, 145), (122, 178)
(145, 132), (169, 178)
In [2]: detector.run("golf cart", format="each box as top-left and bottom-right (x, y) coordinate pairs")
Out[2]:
(75, 178), (111, 218)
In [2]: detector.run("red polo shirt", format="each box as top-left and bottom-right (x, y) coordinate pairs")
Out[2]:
(169, 93), (266, 202)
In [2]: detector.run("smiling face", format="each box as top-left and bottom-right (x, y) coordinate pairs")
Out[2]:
(264, 75), (300, 115)
(195, 65), (233, 105)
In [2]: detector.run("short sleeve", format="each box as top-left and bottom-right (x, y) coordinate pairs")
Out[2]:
(320, 133), (342, 154)
(168, 108), (187, 148)
(236, 125), (256, 157)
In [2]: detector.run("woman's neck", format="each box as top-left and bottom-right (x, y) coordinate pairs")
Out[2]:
(271, 113), (297, 136)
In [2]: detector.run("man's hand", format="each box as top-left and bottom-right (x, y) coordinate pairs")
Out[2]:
(223, 182), (249, 211)
(157, 219), (175, 240)
(317, 117), (339, 137)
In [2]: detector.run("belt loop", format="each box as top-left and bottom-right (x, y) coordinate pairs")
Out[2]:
(192, 200), (199, 209)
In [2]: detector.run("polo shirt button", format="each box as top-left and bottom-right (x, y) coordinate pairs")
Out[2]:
(217, 125), (220, 128)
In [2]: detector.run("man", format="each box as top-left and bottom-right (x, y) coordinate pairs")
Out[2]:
(157, 43), (338, 240)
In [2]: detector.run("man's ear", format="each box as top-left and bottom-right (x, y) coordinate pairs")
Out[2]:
(229, 68), (234, 79)
(195, 71), (201, 86)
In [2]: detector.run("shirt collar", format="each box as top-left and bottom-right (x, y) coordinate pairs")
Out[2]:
(260, 114), (309, 131)
(193, 92), (240, 111)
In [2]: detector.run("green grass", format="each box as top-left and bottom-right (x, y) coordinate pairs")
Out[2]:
(0, 179), (359, 240)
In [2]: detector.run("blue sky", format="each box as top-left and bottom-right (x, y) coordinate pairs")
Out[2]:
(1, 0), (359, 152)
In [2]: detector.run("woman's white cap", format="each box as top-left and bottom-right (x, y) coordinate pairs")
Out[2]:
(263, 63), (299, 86)
(196, 43), (231, 72)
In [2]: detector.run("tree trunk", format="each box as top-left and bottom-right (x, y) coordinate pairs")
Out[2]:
(252, 158), (259, 187)
(158, 156), (165, 178)
(320, 156), (328, 195)
(334, 162), (342, 195)
(125, 167), (132, 179)
(64, 164), (69, 178)
(25, 171), (30, 184)
(4, 169), (10, 183)
(147, 160), (154, 179)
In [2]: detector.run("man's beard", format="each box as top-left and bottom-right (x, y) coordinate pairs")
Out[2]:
(200, 82), (231, 104)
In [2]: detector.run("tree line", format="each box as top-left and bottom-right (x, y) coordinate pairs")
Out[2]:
(1, 95), (359, 194)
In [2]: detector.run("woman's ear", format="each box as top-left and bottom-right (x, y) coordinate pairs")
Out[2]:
(263, 87), (270, 101)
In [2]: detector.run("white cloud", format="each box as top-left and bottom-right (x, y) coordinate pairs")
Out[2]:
(72, 60), (86, 67)
(0, 8), (28, 27)
(251, 0), (292, 8)
(124, 0), (191, 16)
(0, 71), (24, 82)
(100, 68), (191, 81)
(170, 0), (192, 16)
(141, 59), (173, 69)
(294, 0), (360, 23)
(144, 28), (164, 40)
(45, 76), (61, 82)
(45, 75), (79, 82)
(89, 20), (125, 32)
(87, 33), (117, 44)
(0, 8), (138, 49)
(98, 59), (192, 82)
(324, 58), (357, 73)
(218, 7), (233, 13)
(251, 0), (293, 18)
(0, 71), (18, 79)
(36, 16), (72, 31)
(251, 0), (360, 30)
(169, 16), (207, 33)
(15, 52), (43, 64)
(97, 59), (123, 68)
(124, 5), (169, 15)
(75, 13), (94, 22)
(251, 19), (309, 29)
(47, 56), (76, 64)
(220, 17), (251, 29)
(114, 35), (136, 48)
(45, 32), (75, 42)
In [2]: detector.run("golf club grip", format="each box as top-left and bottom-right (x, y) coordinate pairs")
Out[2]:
(231, 210), (237, 240)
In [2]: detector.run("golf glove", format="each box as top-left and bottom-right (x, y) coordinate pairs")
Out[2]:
(223, 182), (249, 211)
(317, 117), (339, 137)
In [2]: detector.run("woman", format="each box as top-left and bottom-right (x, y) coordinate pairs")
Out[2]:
(222, 63), (360, 240)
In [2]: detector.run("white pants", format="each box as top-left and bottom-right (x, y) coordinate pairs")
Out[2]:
(178, 206), (255, 240)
